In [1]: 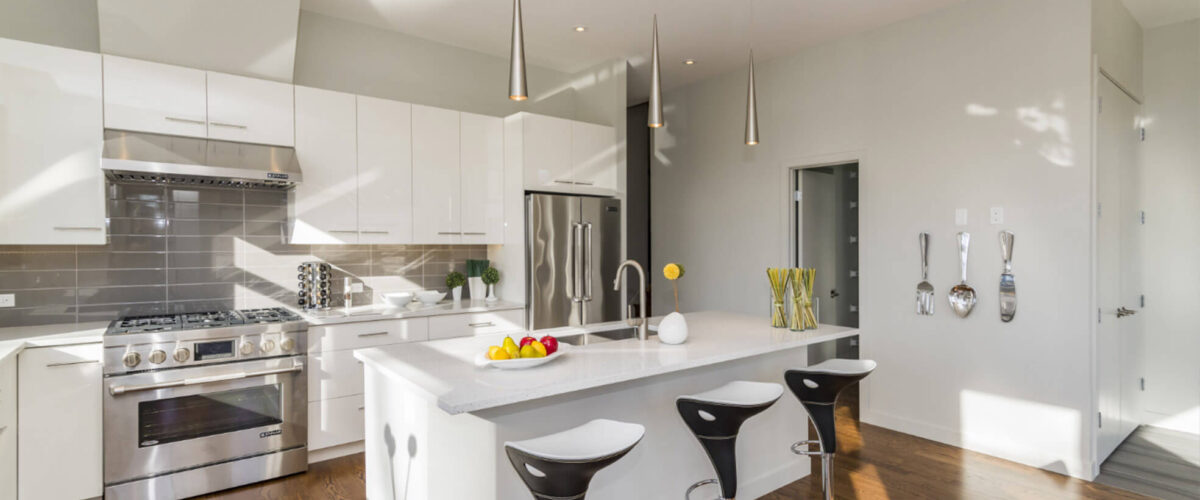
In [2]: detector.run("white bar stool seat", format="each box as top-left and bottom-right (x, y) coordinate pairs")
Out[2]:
(678, 380), (783, 499)
(505, 419), (644, 500)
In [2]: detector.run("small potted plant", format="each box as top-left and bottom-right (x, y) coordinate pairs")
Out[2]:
(446, 271), (466, 302)
(482, 267), (500, 303)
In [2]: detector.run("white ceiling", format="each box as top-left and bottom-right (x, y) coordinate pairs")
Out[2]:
(1121, 0), (1200, 29)
(300, 0), (964, 103)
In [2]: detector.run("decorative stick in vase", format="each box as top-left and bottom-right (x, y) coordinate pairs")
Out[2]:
(767, 268), (789, 328)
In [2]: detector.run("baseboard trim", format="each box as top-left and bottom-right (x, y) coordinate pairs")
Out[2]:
(308, 440), (364, 464)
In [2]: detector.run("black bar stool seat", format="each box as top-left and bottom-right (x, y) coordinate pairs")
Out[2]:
(785, 358), (877, 500)
(678, 380), (784, 499)
(504, 418), (644, 500)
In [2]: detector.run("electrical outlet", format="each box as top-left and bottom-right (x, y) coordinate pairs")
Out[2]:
(0, 294), (14, 308)
(955, 208), (968, 226)
(990, 207), (1004, 224)
(350, 283), (364, 293)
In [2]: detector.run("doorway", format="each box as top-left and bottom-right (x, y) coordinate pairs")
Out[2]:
(794, 162), (860, 362)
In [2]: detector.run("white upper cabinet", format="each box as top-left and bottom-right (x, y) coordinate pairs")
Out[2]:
(570, 121), (618, 193)
(292, 86), (358, 244)
(0, 38), (106, 245)
(521, 113), (573, 192)
(102, 55), (208, 138)
(205, 71), (295, 146)
(412, 105), (462, 244)
(357, 96), (413, 244)
(460, 112), (505, 245)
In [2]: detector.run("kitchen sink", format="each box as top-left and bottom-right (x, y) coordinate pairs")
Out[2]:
(558, 326), (654, 346)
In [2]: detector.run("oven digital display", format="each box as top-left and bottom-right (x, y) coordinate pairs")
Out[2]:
(194, 340), (235, 361)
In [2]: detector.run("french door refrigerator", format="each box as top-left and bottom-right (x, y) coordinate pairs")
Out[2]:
(526, 193), (622, 330)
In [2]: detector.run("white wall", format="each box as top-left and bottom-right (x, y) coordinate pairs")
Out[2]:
(1140, 19), (1200, 435)
(1093, 0), (1143, 98)
(651, 0), (1098, 477)
(0, 0), (98, 52)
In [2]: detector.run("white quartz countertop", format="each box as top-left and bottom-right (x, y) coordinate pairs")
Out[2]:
(0, 321), (108, 362)
(354, 310), (858, 415)
(299, 300), (523, 326)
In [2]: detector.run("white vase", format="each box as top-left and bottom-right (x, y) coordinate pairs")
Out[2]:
(468, 277), (484, 300)
(451, 286), (463, 302)
(485, 284), (498, 303)
(657, 312), (689, 344)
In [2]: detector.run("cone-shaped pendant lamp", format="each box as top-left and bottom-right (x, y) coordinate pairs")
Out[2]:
(647, 15), (664, 128)
(745, 50), (759, 145)
(508, 0), (528, 101)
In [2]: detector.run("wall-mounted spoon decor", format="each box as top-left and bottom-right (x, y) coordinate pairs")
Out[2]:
(999, 231), (1016, 322)
(916, 232), (934, 315)
(948, 232), (977, 318)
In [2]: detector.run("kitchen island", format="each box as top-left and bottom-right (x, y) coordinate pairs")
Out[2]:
(354, 310), (858, 499)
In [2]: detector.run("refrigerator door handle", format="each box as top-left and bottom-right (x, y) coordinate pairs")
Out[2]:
(583, 223), (594, 301)
(571, 222), (584, 303)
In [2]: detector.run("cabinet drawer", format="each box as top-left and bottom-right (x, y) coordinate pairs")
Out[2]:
(308, 394), (364, 450)
(308, 318), (429, 353)
(307, 349), (365, 402)
(428, 309), (524, 340)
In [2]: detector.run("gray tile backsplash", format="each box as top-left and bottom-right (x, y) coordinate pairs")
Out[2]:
(0, 182), (489, 327)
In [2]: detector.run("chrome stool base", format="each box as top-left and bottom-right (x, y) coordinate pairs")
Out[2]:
(684, 478), (727, 500)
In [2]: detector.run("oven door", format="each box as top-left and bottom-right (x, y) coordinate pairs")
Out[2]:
(103, 356), (306, 485)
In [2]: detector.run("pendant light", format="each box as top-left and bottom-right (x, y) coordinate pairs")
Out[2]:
(508, 0), (528, 101)
(745, 50), (759, 145)
(647, 15), (665, 128)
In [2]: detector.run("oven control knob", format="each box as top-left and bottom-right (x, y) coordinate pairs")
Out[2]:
(240, 341), (255, 356)
(260, 339), (276, 353)
(148, 350), (166, 364)
(122, 351), (141, 368)
(280, 337), (295, 353)
(173, 347), (191, 363)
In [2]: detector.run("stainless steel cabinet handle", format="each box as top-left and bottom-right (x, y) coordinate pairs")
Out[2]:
(328, 230), (358, 233)
(574, 181), (595, 186)
(358, 406), (365, 411)
(47, 359), (101, 368)
(583, 222), (593, 301)
(164, 116), (206, 125)
(360, 230), (390, 234)
(437, 231), (460, 235)
(209, 122), (248, 129)
(553, 179), (574, 184)
(109, 363), (302, 395)
(461, 232), (486, 236)
(357, 331), (389, 338)
(468, 322), (495, 327)
(53, 226), (102, 231)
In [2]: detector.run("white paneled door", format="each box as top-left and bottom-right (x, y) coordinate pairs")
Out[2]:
(293, 86), (359, 244)
(102, 55), (209, 138)
(460, 112), (505, 244)
(412, 105), (462, 244)
(357, 96), (414, 244)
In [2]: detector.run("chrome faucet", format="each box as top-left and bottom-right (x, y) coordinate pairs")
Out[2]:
(612, 260), (648, 341)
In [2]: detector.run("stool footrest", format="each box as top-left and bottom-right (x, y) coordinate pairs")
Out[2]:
(685, 478), (725, 500)
(790, 439), (824, 456)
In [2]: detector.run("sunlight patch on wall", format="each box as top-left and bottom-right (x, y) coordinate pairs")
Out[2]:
(960, 389), (1084, 476)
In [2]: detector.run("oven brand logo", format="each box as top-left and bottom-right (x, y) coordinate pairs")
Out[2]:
(267, 172), (289, 180)
(260, 429), (282, 438)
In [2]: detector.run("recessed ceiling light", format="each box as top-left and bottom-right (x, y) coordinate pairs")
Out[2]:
(574, 25), (587, 32)
(683, 59), (696, 65)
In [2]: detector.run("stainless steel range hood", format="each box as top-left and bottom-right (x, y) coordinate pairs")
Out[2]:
(102, 130), (301, 189)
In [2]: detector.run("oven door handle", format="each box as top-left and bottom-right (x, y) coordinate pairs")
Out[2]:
(109, 363), (303, 396)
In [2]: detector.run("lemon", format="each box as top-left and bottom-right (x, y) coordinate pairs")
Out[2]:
(519, 344), (538, 358)
(663, 263), (685, 280)
(487, 346), (503, 360)
(492, 348), (511, 360)
(530, 340), (547, 357)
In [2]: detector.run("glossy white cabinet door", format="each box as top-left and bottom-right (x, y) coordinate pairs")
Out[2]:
(0, 38), (106, 245)
(460, 112), (505, 245)
(102, 55), (208, 138)
(571, 121), (618, 193)
(412, 105), (461, 244)
(521, 113), (573, 192)
(206, 71), (295, 146)
(357, 96), (413, 244)
(292, 86), (359, 244)
(18, 343), (103, 500)
(0, 355), (15, 500)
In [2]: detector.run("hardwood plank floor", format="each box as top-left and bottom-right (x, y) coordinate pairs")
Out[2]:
(203, 385), (1153, 499)
(1095, 425), (1200, 499)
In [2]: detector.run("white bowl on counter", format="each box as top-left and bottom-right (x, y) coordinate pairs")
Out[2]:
(382, 292), (413, 307)
(416, 291), (447, 306)
(475, 344), (570, 370)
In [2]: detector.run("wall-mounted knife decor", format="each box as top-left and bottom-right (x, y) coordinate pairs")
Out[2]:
(999, 231), (1016, 322)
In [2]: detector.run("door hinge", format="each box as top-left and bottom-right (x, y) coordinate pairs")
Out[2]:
(1098, 96), (1103, 114)
(1140, 377), (1145, 391)
(1097, 203), (1102, 218)
(1140, 127), (1146, 141)
(1097, 308), (1101, 323)
(793, 190), (802, 202)
(1098, 412), (1103, 428)
(1140, 294), (1145, 308)
(1140, 211), (1145, 224)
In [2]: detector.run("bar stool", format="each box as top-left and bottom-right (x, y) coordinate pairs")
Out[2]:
(785, 359), (877, 500)
(678, 380), (784, 499)
(504, 418), (644, 500)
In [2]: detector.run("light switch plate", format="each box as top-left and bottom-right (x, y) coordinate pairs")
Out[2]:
(0, 294), (13, 308)
(955, 208), (968, 226)
(350, 283), (364, 293)
(990, 207), (1004, 224)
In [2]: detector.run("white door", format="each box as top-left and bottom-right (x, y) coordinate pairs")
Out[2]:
(18, 344), (103, 500)
(522, 113), (573, 192)
(0, 38), (106, 245)
(570, 121), (618, 193)
(102, 55), (209, 137)
(357, 96), (414, 244)
(292, 86), (359, 244)
(460, 112), (504, 244)
(1095, 76), (1143, 462)
(412, 105), (461, 244)
(206, 71), (295, 146)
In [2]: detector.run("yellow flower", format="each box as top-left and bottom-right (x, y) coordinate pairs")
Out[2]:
(663, 263), (685, 280)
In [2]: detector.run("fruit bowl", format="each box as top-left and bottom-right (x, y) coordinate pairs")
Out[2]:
(475, 344), (569, 370)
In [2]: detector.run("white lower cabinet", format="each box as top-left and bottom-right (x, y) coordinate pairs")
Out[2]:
(308, 394), (366, 451)
(0, 355), (15, 500)
(429, 309), (525, 340)
(308, 348), (365, 402)
(17, 343), (103, 500)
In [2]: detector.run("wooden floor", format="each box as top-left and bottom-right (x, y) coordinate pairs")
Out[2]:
(1095, 425), (1200, 500)
(204, 385), (1153, 499)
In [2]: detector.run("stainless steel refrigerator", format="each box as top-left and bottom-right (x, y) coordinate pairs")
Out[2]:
(526, 193), (622, 330)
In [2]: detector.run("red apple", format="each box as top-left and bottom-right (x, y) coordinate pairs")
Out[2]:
(519, 336), (537, 348)
(539, 335), (559, 355)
